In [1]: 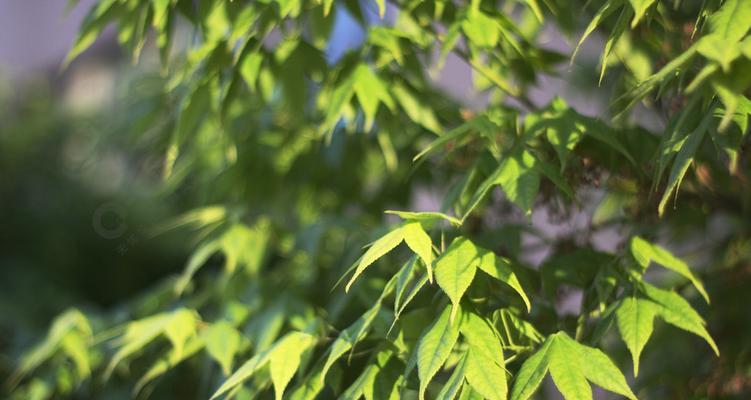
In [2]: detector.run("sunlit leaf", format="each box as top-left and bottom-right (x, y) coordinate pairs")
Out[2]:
(417, 305), (462, 400)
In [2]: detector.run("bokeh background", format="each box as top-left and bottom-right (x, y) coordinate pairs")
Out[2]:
(2, 1), (749, 399)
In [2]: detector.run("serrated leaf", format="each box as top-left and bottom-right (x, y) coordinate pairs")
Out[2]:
(465, 349), (507, 400)
(615, 296), (657, 376)
(599, 7), (631, 84)
(572, 0), (622, 62)
(577, 338), (637, 400)
(393, 257), (419, 316)
(641, 283), (719, 355)
(434, 238), (480, 321)
(477, 251), (531, 312)
(386, 210), (462, 227)
(658, 110), (712, 216)
(436, 352), (468, 400)
(509, 335), (552, 400)
(548, 337), (591, 400)
(461, 311), (505, 367)
(321, 302), (381, 382)
(630, 236), (709, 302)
(417, 305), (462, 400)
(346, 227), (404, 292)
(203, 322), (242, 375)
(270, 332), (316, 400)
(413, 115), (494, 161)
(494, 150), (540, 216)
(402, 221), (435, 280)
(395, 273), (429, 319)
(510, 332), (636, 400)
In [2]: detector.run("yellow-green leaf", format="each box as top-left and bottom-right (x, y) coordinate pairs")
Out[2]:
(417, 305), (462, 400)
(434, 237), (480, 321)
(615, 296), (657, 376)
(465, 349), (507, 400)
(346, 227), (404, 292)
(270, 332), (316, 400)
(203, 322), (242, 375)
(630, 236), (709, 302)
(402, 221), (435, 281)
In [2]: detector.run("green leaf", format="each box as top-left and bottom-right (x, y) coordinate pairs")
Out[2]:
(270, 332), (316, 400)
(641, 283), (719, 355)
(577, 338), (637, 400)
(466, 149), (542, 219)
(461, 311), (505, 367)
(462, 10), (499, 49)
(107, 312), (175, 378)
(615, 296), (657, 376)
(436, 352), (468, 400)
(510, 332), (636, 400)
(417, 305), (462, 400)
(394, 257), (420, 318)
(521, 0), (544, 22)
(657, 110), (712, 217)
(548, 336), (591, 400)
(64, 0), (121, 67)
(321, 302), (381, 382)
(14, 309), (91, 383)
(509, 335), (553, 400)
(698, 35), (742, 72)
(395, 273), (429, 319)
(321, 75), (355, 136)
(477, 250), (531, 312)
(203, 322), (242, 375)
(175, 240), (221, 294)
(392, 83), (442, 133)
(386, 210), (462, 227)
(598, 7), (631, 84)
(346, 226), (405, 292)
(434, 237), (480, 321)
(572, 0), (623, 62)
(413, 114), (496, 161)
(59, 331), (90, 380)
(494, 150), (540, 216)
(163, 309), (197, 359)
(353, 64), (394, 131)
(134, 336), (204, 394)
(402, 221), (435, 280)
(706, 0), (751, 42)
(628, 0), (656, 27)
(464, 349), (508, 400)
(210, 345), (276, 399)
(375, 0), (386, 17)
(630, 236), (709, 302)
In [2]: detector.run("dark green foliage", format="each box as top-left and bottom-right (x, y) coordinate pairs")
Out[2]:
(6, 0), (751, 399)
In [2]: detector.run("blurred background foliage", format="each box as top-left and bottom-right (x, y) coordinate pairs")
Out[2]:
(0, 0), (750, 399)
